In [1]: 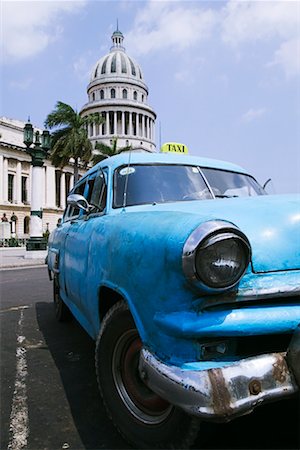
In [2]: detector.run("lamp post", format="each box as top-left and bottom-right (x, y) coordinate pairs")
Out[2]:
(23, 119), (51, 252)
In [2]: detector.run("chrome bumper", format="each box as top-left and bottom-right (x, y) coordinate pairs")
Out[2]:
(139, 349), (299, 421)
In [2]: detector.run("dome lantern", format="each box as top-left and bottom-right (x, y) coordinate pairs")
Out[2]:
(111, 21), (125, 51)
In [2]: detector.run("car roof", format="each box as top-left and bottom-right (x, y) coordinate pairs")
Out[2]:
(84, 150), (249, 178)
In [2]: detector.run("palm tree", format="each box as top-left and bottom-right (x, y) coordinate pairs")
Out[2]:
(45, 101), (103, 183)
(92, 137), (132, 165)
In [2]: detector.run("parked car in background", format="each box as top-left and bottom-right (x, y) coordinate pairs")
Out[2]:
(47, 148), (300, 449)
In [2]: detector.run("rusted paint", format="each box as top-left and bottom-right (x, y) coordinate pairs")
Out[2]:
(272, 353), (288, 383)
(249, 379), (261, 395)
(287, 324), (300, 387)
(208, 368), (233, 418)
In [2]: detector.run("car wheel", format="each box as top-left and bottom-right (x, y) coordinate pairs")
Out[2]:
(53, 277), (71, 322)
(95, 300), (200, 449)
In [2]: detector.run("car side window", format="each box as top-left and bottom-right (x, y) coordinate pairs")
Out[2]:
(63, 180), (87, 222)
(89, 169), (107, 212)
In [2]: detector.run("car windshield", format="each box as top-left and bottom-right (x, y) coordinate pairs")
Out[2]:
(113, 164), (265, 208)
(202, 168), (265, 198)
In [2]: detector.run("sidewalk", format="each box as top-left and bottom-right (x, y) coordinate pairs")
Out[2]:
(0, 247), (47, 270)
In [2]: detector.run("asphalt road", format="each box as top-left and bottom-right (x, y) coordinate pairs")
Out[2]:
(1, 267), (299, 450)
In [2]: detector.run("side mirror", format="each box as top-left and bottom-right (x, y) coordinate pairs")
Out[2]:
(262, 178), (276, 194)
(67, 194), (90, 213)
(263, 178), (272, 190)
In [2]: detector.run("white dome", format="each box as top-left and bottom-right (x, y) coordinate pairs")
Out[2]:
(90, 30), (144, 83)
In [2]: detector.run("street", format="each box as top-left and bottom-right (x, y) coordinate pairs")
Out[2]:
(1, 267), (299, 450)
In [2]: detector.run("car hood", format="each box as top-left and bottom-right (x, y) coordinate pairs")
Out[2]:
(126, 194), (300, 273)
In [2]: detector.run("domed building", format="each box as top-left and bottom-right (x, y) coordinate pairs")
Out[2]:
(80, 27), (157, 152)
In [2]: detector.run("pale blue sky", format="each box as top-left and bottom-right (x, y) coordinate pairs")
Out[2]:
(2, 0), (300, 194)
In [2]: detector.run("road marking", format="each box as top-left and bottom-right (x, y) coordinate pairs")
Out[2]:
(0, 305), (30, 314)
(7, 309), (29, 450)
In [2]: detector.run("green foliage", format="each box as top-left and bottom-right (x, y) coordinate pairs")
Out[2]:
(92, 137), (132, 165)
(8, 237), (21, 247)
(45, 101), (104, 182)
(43, 229), (50, 242)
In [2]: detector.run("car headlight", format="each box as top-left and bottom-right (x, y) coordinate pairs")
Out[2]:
(182, 221), (251, 292)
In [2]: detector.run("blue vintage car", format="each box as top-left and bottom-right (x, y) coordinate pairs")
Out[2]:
(47, 150), (300, 449)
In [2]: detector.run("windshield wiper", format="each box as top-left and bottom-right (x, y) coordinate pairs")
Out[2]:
(215, 194), (238, 198)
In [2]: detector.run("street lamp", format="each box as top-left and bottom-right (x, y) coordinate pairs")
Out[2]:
(23, 119), (51, 252)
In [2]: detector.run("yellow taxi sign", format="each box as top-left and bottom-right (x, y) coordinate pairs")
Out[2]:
(160, 142), (189, 154)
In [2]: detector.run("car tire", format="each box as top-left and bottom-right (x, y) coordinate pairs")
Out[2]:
(95, 300), (200, 449)
(53, 277), (71, 322)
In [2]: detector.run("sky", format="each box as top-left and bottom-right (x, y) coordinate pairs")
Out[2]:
(1, 0), (300, 194)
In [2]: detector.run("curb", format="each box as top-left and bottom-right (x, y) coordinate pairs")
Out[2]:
(0, 261), (47, 270)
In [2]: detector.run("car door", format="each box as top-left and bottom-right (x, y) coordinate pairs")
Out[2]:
(63, 169), (107, 313)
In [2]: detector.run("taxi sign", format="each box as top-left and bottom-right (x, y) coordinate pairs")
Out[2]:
(160, 142), (189, 154)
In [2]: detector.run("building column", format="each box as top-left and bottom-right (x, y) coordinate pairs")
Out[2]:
(142, 115), (145, 138)
(30, 166), (44, 237)
(16, 161), (22, 204)
(60, 172), (66, 210)
(0, 154), (3, 203)
(106, 112), (109, 135)
(129, 112), (133, 136)
(70, 174), (74, 190)
(121, 111), (125, 135)
(45, 166), (56, 208)
(114, 111), (117, 135)
(152, 119), (155, 143)
(3, 158), (8, 202)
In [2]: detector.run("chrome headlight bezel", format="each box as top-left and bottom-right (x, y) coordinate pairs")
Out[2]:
(182, 220), (251, 293)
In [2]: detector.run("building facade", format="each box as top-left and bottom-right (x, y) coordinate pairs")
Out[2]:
(0, 117), (80, 239)
(0, 28), (157, 240)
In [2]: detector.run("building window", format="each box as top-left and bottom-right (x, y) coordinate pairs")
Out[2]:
(8, 174), (14, 203)
(100, 89), (104, 99)
(24, 216), (30, 235)
(122, 89), (127, 99)
(101, 56), (108, 74)
(55, 170), (61, 208)
(21, 176), (28, 203)
(111, 54), (117, 73)
(121, 53), (127, 73)
(111, 88), (116, 99)
(65, 173), (71, 202)
(92, 92), (95, 101)
(133, 91), (137, 101)
(141, 95), (144, 102)
(128, 57), (136, 76)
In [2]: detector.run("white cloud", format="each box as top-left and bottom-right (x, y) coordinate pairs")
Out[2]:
(241, 107), (267, 123)
(271, 37), (300, 78)
(221, 0), (300, 77)
(9, 78), (33, 90)
(222, 1), (299, 45)
(125, 1), (217, 55)
(2, 0), (86, 63)
(125, 0), (299, 78)
(73, 53), (94, 81)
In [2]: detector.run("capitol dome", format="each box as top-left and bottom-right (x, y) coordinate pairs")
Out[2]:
(81, 27), (156, 153)
(91, 30), (144, 84)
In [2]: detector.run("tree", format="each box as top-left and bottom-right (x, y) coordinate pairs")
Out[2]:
(45, 101), (103, 183)
(92, 137), (132, 165)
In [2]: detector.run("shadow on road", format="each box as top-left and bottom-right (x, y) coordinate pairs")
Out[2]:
(35, 301), (300, 450)
(35, 301), (131, 450)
